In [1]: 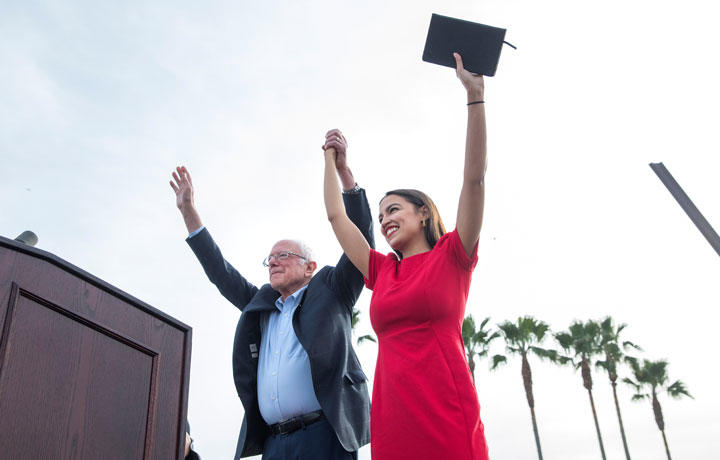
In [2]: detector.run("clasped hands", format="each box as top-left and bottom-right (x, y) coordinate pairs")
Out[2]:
(322, 128), (349, 172)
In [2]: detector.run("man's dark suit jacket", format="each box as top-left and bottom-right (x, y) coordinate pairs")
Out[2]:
(186, 189), (374, 459)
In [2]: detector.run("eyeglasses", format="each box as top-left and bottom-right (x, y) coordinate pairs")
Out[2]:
(262, 251), (307, 267)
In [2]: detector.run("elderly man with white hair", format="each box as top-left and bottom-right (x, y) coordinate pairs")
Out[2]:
(169, 131), (373, 460)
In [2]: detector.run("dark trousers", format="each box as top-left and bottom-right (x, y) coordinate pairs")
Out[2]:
(262, 418), (357, 460)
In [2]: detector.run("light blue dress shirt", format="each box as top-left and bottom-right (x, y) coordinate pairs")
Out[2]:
(187, 226), (205, 239)
(187, 228), (321, 425)
(256, 284), (322, 424)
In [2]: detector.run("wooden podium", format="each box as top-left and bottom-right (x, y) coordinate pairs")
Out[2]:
(0, 236), (192, 459)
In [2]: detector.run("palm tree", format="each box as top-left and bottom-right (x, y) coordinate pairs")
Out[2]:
(623, 359), (692, 460)
(595, 317), (642, 460)
(555, 320), (607, 460)
(351, 307), (376, 345)
(495, 316), (559, 460)
(461, 315), (501, 384)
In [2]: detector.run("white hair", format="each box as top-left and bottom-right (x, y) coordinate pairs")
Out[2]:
(288, 239), (315, 265)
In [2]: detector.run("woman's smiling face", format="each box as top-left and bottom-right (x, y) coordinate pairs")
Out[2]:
(378, 194), (427, 251)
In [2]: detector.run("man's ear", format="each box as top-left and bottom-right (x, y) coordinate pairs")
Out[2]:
(306, 261), (317, 276)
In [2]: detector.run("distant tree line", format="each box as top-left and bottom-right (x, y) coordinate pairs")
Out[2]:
(461, 316), (692, 460)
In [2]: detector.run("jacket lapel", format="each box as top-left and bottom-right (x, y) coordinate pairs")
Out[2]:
(243, 284), (280, 313)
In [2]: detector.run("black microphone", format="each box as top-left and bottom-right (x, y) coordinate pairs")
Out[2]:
(14, 231), (38, 247)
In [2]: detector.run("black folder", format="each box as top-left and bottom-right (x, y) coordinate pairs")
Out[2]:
(422, 14), (507, 76)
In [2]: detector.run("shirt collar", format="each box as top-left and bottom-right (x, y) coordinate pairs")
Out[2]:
(274, 283), (309, 311)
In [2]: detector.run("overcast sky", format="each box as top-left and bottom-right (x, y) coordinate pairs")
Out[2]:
(2, 0), (719, 459)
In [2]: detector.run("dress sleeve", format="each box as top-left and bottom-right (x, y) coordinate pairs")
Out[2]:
(441, 229), (479, 272)
(364, 249), (388, 290)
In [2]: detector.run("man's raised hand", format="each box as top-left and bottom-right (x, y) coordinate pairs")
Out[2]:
(170, 166), (203, 233)
(170, 166), (195, 212)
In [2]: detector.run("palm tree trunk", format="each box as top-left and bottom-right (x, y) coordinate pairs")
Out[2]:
(528, 404), (544, 460)
(469, 355), (476, 384)
(652, 392), (671, 460)
(660, 429), (672, 460)
(611, 380), (632, 460)
(581, 358), (607, 460)
(586, 388), (607, 460)
(521, 353), (543, 460)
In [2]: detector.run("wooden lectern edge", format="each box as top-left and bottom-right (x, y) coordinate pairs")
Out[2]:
(0, 235), (191, 333)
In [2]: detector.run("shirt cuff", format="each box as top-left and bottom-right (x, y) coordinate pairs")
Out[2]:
(187, 226), (205, 239)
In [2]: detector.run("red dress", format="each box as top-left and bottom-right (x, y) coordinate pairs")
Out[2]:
(365, 229), (489, 460)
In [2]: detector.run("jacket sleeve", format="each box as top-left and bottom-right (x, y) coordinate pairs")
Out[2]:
(186, 227), (259, 311)
(324, 188), (376, 310)
(185, 420), (201, 460)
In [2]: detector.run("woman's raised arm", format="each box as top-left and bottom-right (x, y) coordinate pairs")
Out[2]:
(323, 131), (371, 278)
(454, 53), (488, 256)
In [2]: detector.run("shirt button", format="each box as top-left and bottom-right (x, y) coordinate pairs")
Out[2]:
(275, 351), (279, 355)
(272, 372), (277, 376)
(272, 395), (276, 400)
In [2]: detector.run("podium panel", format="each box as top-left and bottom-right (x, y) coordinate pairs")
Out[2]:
(0, 237), (191, 459)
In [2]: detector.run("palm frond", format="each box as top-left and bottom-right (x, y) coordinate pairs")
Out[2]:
(615, 322), (628, 335)
(532, 321), (550, 341)
(491, 354), (507, 370)
(604, 342), (621, 356)
(622, 377), (640, 392)
(479, 316), (491, 330)
(530, 346), (552, 360)
(488, 330), (502, 341)
(554, 331), (573, 351)
(498, 320), (520, 343)
(622, 340), (642, 352)
(357, 334), (377, 345)
(667, 380), (693, 399)
(462, 315), (477, 348)
(533, 348), (572, 365)
(624, 355), (640, 370)
(464, 315), (499, 362)
(595, 360), (610, 371)
(643, 360), (670, 386)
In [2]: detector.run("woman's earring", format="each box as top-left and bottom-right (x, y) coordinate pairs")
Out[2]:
(422, 219), (426, 228)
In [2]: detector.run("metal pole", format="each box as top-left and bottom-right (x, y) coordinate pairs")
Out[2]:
(649, 162), (720, 257)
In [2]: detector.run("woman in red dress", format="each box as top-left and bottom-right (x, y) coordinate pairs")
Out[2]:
(322, 53), (489, 460)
